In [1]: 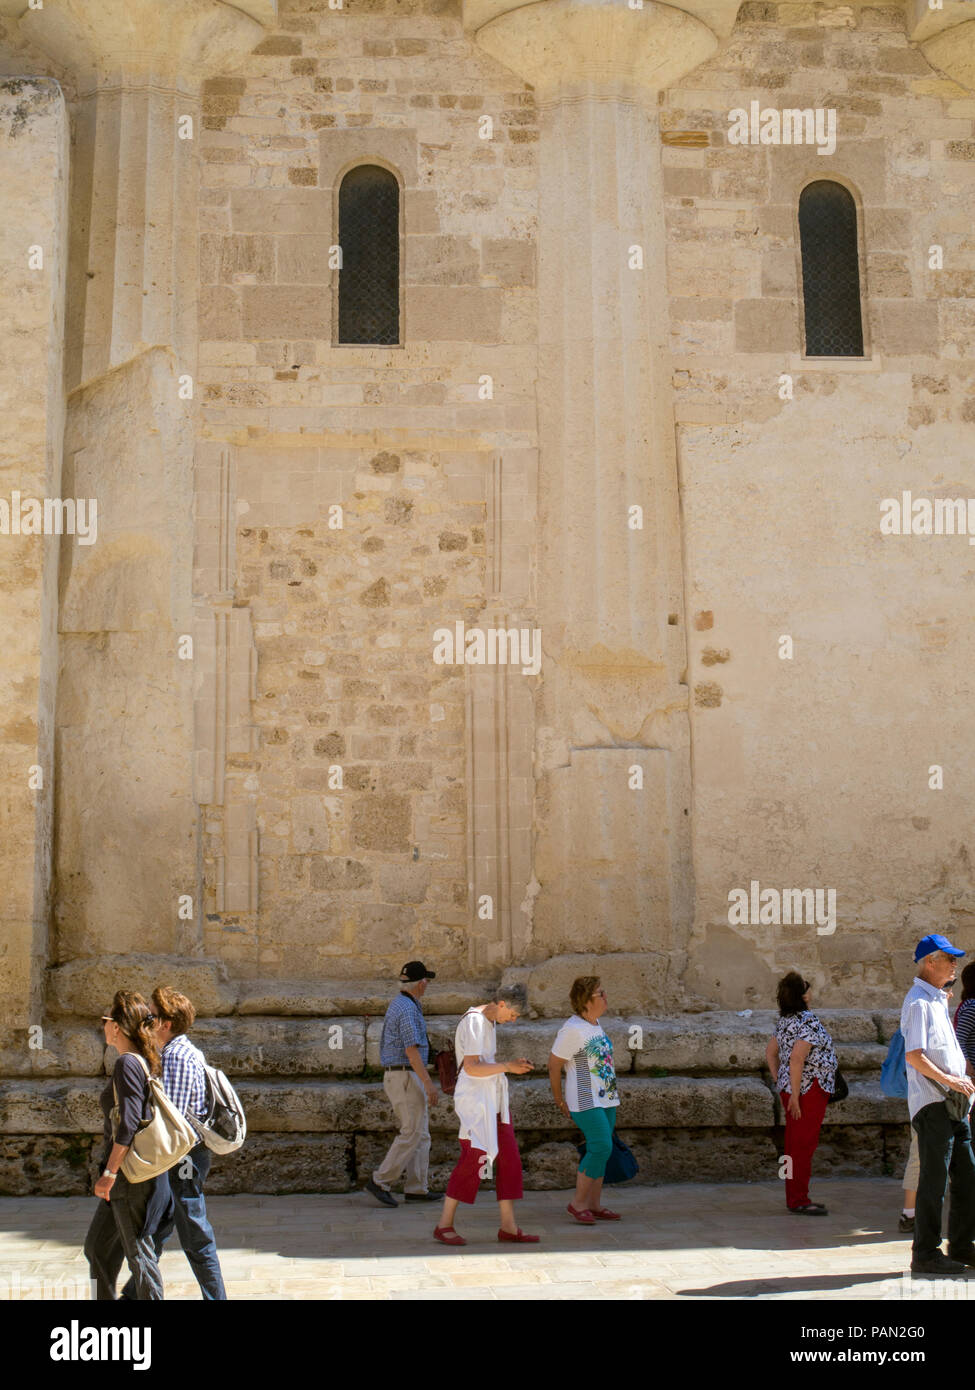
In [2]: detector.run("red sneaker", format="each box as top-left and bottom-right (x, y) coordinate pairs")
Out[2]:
(567, 1203), (596, 1225)
(433, 1226), (467, 1246)
(498, 1228), (540, 1243)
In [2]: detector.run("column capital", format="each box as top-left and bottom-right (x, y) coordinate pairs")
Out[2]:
(464, 0), (737, 99)
(0, 0), (274, 93)
(907, 0), (975, 93)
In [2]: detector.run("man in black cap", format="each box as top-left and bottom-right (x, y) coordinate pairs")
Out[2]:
(365, 962), (440, 1207)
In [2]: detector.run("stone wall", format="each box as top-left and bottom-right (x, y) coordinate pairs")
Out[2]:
(665, 3), (975, 1006)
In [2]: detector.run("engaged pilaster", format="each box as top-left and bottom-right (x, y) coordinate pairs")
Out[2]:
(465, 0), (736, 971)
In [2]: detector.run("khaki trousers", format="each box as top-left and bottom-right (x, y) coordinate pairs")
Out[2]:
(373, 1070), (431, 1194)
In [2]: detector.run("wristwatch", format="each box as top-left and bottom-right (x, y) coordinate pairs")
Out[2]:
(101, 1169), (117, 1179)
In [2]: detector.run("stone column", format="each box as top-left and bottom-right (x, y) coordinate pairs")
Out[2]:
(0, 78), (68, 1048)
(465, 0), (735, 977)
(0, 1), (273, 988)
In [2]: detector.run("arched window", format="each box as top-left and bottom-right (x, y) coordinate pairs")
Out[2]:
(337, 164), (400, 345)
(798, 181), (864, 357)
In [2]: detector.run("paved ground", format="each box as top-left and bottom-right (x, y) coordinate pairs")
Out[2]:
(0, 1177), (966, 1301)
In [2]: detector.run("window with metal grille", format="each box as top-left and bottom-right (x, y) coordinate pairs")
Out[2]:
(798, 181), (864, 357)
(337, 164), (400, 345)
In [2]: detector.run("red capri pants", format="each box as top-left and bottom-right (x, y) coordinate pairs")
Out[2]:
(446, 1117), (524, 1204)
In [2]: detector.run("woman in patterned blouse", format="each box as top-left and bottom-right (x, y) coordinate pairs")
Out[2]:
(765, 971), (837, 1216)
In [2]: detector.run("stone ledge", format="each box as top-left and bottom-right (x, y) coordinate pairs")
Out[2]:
(0, 1076), (771, 1134)
(0, 1010), (895, 1078)
(47, 955), (237, 1019)
(0, 1122), (913, 1196)
(236, 978), (496, 1017)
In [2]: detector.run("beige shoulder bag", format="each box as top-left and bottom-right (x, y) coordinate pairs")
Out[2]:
(111, 1053), (198, 1182)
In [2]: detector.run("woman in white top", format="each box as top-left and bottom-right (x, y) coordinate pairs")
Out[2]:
(549, 976), (622, 1225)
(434, 988), (537, 1247)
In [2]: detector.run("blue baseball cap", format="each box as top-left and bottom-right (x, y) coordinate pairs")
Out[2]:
(915, 933), (965, 963)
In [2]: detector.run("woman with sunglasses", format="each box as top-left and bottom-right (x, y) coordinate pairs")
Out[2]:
(84, 991), (173, 1299)
(549, 976), (622, 1225)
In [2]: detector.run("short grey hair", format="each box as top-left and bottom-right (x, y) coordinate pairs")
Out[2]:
(492, 983), (527, 1011)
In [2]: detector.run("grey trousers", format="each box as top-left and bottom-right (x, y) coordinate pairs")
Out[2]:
(84, 1171), (166, 1301)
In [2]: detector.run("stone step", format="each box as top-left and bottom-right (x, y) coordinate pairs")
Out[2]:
(44, 954), (916, 1028)
(0, 1075), (910, 1136)
(0, 1009), (898, 1078)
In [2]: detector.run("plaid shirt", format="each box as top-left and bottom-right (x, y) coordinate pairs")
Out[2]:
(162, 1032), (208, 1121)
(379, 992), (429, 1067)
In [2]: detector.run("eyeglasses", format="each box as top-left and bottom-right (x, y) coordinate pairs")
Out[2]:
(100, 1016), (114, 1024)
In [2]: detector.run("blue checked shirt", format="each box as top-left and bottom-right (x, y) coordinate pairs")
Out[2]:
(379, 992), (429, 1067)
(162, 1033), (209, 1121)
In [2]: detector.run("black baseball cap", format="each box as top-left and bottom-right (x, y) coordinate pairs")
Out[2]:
(399, 961), (435, 982)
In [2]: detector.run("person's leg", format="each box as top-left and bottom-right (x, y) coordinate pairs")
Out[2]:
(168, 1144), (227, 1300)
(373, 1072), (428, 1191)
(590, 1109), (618, 1214)
(569, 1108), (612, 1212)
(945, 1114), (975, 1260)
(903, 1127), (920, 1215)
(781, 1083), (828, 1208)
(121, 1170), (174, 1300)
(111, 1175), (164, 1301)
(402, 1076), (432, 1195)
(913, 1102), (952, 1264)
(494, 1120), (525, 1233)
(84, 1197), (124, 1301)
(438, 1139), (484, 1232)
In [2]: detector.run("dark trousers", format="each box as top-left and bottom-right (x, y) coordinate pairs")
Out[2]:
(912, 1100), (975, 1263)
(122, 1143), (227, 1301)
(779, 1080), (829, 1209)
(84, 1171), (166, 1301)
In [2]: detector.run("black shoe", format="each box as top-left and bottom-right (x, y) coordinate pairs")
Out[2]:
(910, 1252), (967, 1276)
(404, 1191), (440, 1202)
(947, 1246), (975, 1268)
(365, 1179), (398, 1208)
(898, 1213), (915, 1234)
(788, 1203), (828, 1215)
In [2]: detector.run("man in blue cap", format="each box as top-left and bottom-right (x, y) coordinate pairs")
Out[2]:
(902, 934), (975, 1276)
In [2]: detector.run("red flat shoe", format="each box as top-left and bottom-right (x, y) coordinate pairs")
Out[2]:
(591, 1208), (622, 1220)
(498, 1228), (540, 1243)
(567, 1203), (596, 1225)
(433, 1225), (467, 1245)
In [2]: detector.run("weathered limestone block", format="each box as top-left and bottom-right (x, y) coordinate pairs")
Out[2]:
(192, 1018), (366, 1075)
(633, 1010), (882, 1072)
(48, 955), (237, 1018)
(525, 953), (682, 1016)
(0, 1027), (103, 1078)
(206, 1133), (353, 1194)
(0, 1081), (103, 1133)
(365, 1015), (633, 1069)
(0, 1135), (95, 1197)
(237, 978), (493, 1017)
(818, 1079), (912, 1127)
(624, 1129), (780, 1185)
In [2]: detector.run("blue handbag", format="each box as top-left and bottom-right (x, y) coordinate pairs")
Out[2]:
(575, 1132), (639, 1184)
(880, 1028), (909, 1100)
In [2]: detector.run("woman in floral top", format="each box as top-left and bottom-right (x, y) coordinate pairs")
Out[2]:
(765, 972), (837, 1216)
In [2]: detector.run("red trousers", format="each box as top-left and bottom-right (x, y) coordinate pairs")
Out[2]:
(446, 1118), (524, 1204)
(780, 1080), (829, 1209)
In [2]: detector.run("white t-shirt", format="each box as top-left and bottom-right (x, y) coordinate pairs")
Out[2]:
(453, 1007), (510, 1159)
(551, 1017), (619, 1112)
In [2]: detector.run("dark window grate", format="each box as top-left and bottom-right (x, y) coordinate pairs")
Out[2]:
(798, 181), (864, 357)
(338, 165), (400, 345)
